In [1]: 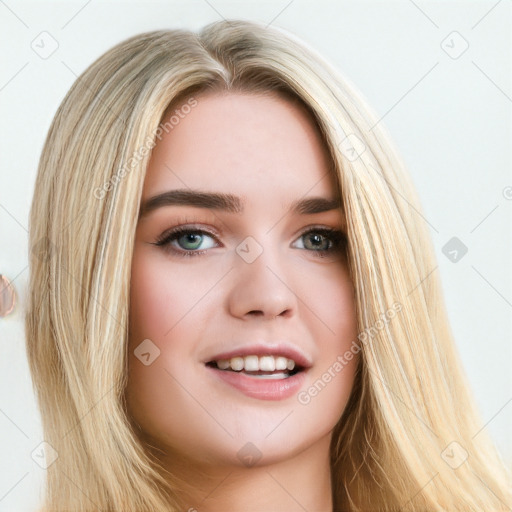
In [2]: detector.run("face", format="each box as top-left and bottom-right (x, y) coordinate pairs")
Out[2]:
(126, 91), (359, 470)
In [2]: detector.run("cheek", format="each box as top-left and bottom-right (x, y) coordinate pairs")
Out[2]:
(127, 248), (222, 437)
(127, 250), (199, 445)
(129, 248), (208, 341)
(298, 264), (359, 419)
(306, 262), (358, 347)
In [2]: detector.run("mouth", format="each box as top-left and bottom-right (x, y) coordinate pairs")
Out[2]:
(205, 354), (305, 380)
(204, 348), (311, 401)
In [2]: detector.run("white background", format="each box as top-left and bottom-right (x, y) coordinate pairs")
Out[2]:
(0, 1), (510, 510)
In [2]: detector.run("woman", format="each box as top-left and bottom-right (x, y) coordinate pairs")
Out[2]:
(25, 19), (511, 511)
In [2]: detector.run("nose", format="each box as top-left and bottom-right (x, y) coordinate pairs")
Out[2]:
(227, 244), (298, 321)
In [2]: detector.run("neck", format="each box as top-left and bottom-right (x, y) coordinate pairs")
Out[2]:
(159, 433), (334, 512)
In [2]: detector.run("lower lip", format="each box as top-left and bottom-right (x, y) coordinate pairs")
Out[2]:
(206, 366), (308, 401)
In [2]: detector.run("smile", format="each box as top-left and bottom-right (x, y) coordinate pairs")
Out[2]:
(208, 354), (301, 378)
(205, 354), (308, 400)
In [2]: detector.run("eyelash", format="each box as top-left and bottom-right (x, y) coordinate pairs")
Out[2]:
(152, 224), (346, 259)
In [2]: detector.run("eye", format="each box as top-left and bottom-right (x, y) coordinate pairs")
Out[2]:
(293, 227), (346, 257)
(152, 224), (346, 259)
(153, 226), (219, 257)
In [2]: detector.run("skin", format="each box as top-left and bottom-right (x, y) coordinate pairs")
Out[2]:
(126, 91), (359, 511)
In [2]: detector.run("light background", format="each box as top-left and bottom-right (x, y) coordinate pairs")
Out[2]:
(0, 1), (510, 510)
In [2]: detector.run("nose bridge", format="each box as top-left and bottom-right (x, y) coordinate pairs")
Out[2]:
(228, 234), (297, 319)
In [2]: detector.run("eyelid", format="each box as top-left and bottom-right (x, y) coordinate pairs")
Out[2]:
(152, 212), (221, 240)
(295, 224), (343, 236)
(154, 224), (221, 247)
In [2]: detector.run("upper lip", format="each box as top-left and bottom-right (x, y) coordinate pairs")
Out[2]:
(205, 342), (313, 369)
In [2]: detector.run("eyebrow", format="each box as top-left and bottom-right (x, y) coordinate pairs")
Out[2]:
(138, 189), (342, 218)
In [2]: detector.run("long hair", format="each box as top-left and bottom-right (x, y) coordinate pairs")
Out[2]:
(26, 19), (511, 511)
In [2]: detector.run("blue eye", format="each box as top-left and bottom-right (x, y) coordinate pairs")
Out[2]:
(153, 226), (346, 259)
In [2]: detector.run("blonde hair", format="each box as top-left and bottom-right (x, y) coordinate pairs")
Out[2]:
(26, 19), (511, 511)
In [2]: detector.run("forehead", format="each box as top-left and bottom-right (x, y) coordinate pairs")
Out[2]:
(142, 91), (337, 207)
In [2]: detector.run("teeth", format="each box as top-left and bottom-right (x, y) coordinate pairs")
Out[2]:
(244, 355), (259, 372)
(230, 357), (244, 371)
(214, 355), (298, 373)
(246, 372), (289, 380)
(217, 359), (230, 370)
(275, 356), (288, 371)
(259, 356), (275, 371)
